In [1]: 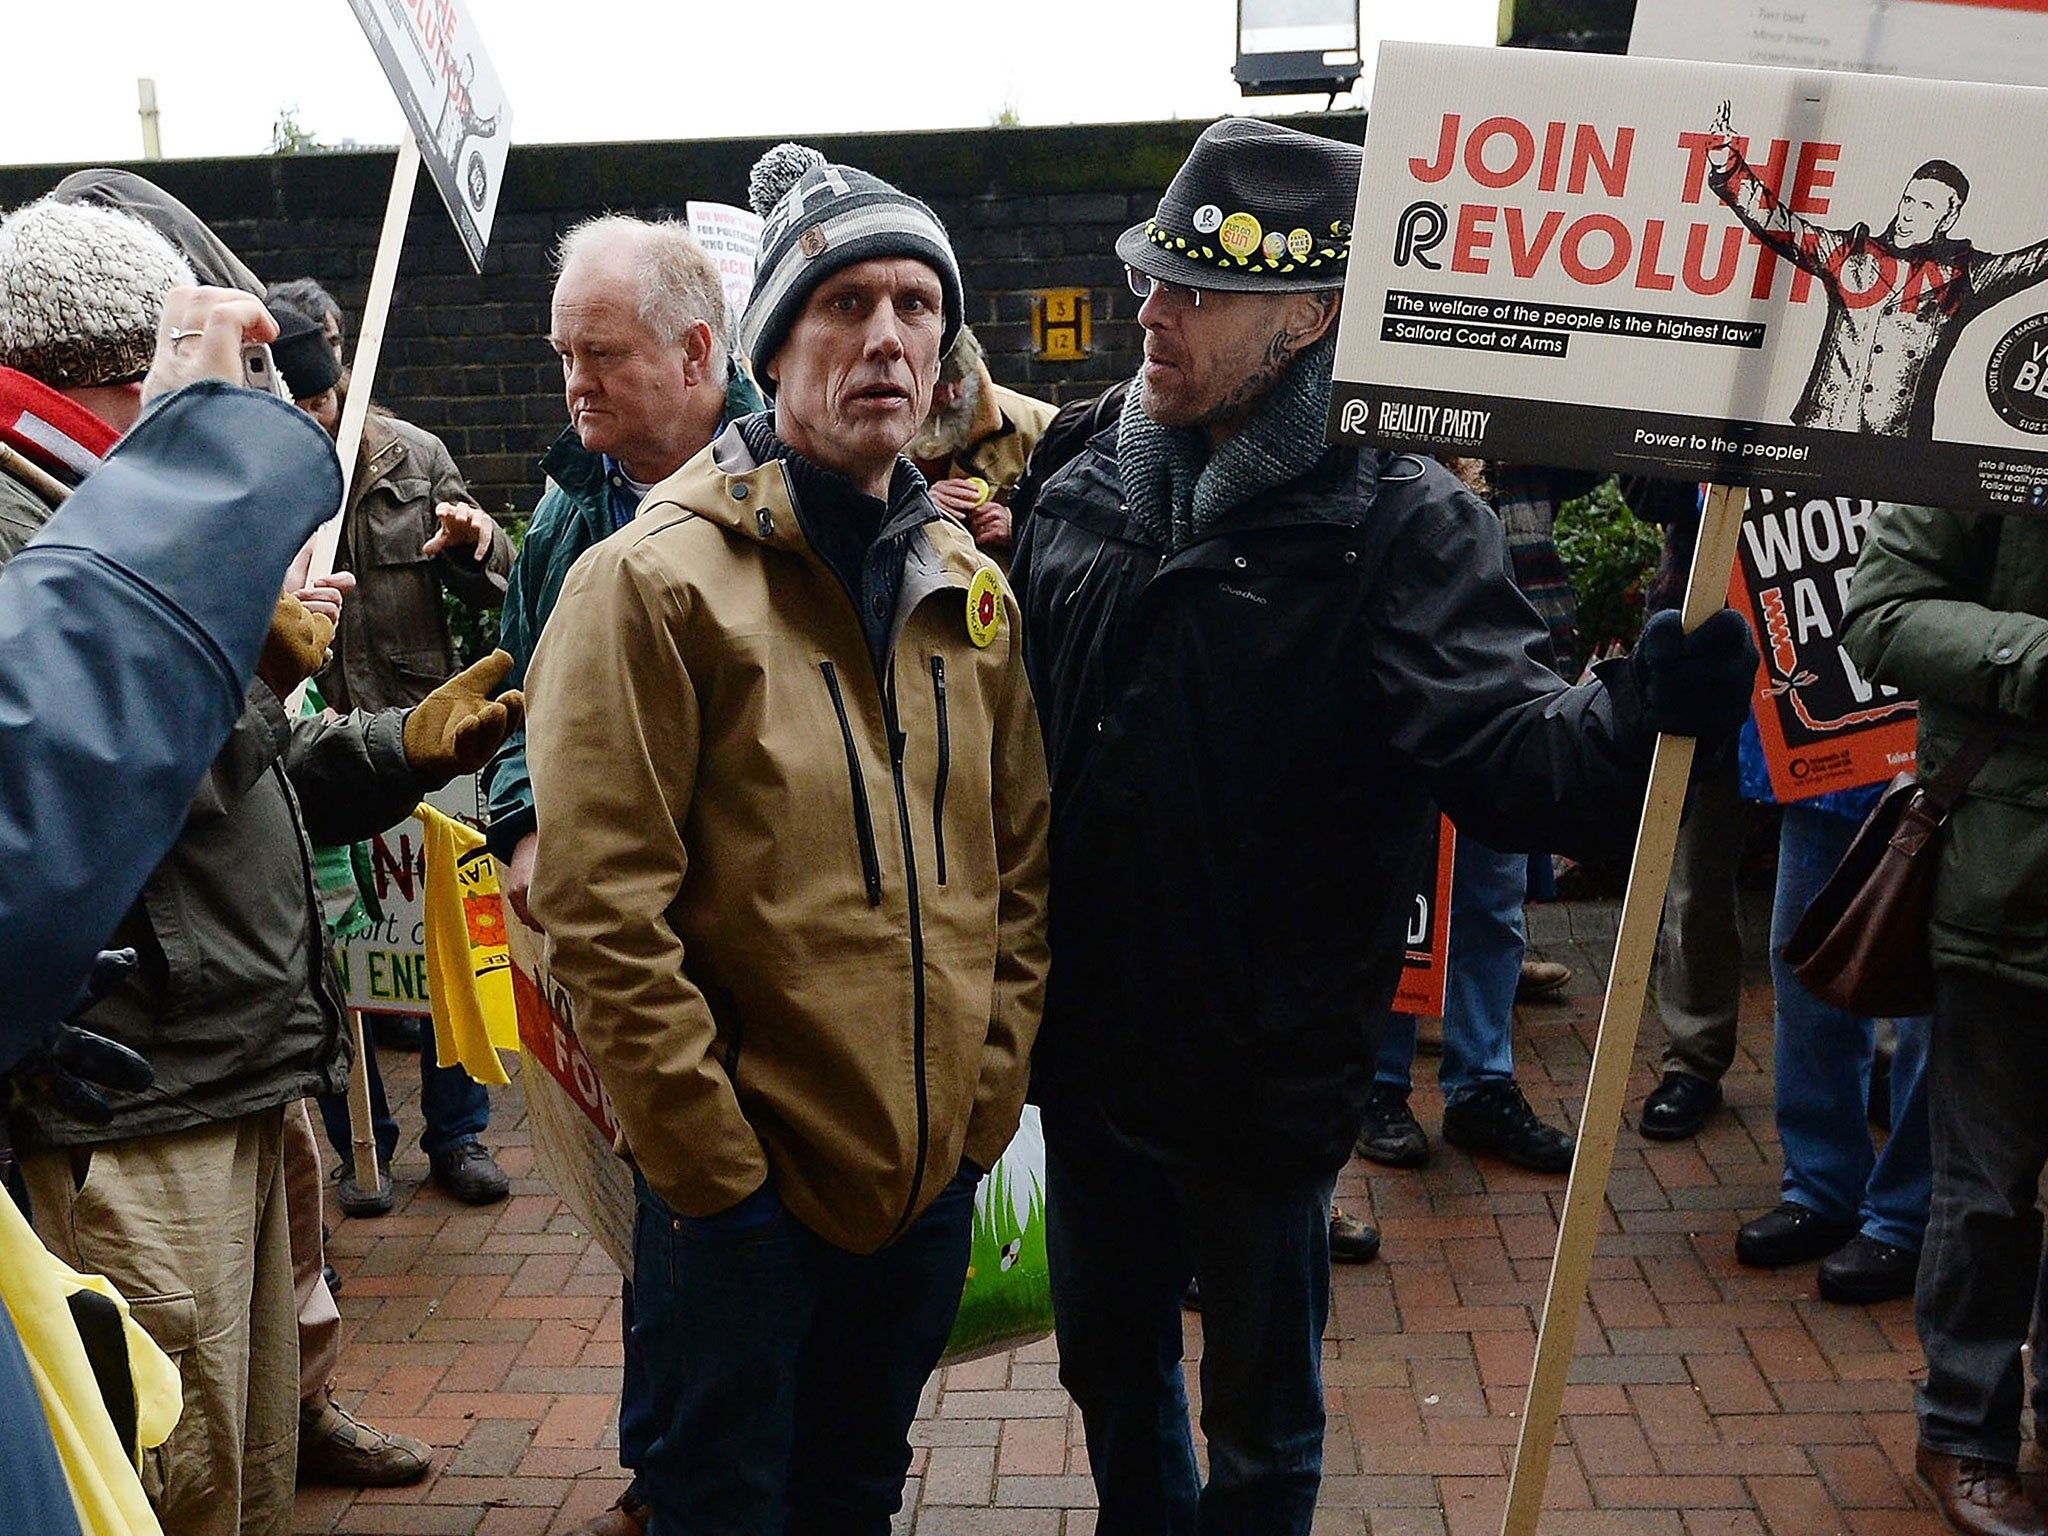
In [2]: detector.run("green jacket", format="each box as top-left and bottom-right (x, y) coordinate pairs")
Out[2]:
(482, 367), (763, 859)
(1842, 504), (2048, 992)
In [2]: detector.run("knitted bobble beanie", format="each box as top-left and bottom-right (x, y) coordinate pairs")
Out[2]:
(738, 141), (962, 391)
(0, 199), (194, 389)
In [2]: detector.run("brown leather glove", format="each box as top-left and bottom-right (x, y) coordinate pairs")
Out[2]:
(257, 593), (334, 699)
(401, 650), (526, 782)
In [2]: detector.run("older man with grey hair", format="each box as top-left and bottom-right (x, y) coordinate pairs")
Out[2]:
(480, 211), (762, 1536)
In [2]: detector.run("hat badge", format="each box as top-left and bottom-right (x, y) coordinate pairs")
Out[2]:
(799, 226), (829, 258)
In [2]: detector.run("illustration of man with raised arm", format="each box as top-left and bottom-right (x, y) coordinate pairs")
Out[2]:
(1706, 99), (2048, 438)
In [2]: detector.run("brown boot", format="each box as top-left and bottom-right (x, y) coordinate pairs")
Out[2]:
(297, 1397), (431, 1487)
(567, 1488), (651, 1536)
(1916, 1444), (2048, 1536)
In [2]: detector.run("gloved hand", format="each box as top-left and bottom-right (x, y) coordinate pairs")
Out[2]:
(257, 591), (334, 699)
(6, 950), (155, 1126)
(1629, 607), (1758, 743)
(402, 650), (526, 782)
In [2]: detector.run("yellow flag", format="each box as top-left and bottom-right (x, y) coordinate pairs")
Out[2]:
(413, 802), (519, 1086)
(0, 1189), (178, 1535)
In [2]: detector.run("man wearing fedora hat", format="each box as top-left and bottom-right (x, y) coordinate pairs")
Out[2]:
(1009, 115), (1758, 1529)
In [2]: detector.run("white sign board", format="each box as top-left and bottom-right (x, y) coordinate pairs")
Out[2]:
(345, 0), (514, 270)
(1329, 42), (2048, 512)
(686, 201), (765, 339)
(334, 775), (478, 1016)
(1630, 0), (2048, 87)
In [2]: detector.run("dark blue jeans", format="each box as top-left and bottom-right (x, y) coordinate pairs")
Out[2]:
(1044, 1110), (1337, 1536)
(632, 1167), (976, 1535)
(1917, 968), (2048, 1466)
(318, 1012), (491, 1167)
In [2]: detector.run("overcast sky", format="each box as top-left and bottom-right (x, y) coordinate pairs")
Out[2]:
(3, 0), (1498, 167)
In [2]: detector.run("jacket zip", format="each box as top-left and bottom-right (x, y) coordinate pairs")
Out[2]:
(819, 661), (884, 906)
(280, 762), (347, 1077)
(883, 675), (931, 1243)
(929, 656), (950, 887)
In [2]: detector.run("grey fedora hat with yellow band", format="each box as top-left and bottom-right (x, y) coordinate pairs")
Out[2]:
(1117, 116), (1362, 293)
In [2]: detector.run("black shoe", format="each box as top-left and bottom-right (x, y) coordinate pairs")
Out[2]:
(1735, 1201), (1857, 1269)
(1441, 1081), (1574, 1174)
(371, 1014), (424, 1052)
(1355, 1084), (1430, 1168)
(1639, 1070), (1722, 1142)
(1182, 1276), (1201, 1311)
(1818, 1233), (1918, 1304)
(333, 1163), (394, 1218)
(323, 1261), (343, 1296)
(429, 1140), (509, 1205)
(1329, 1207), (1381, 1264)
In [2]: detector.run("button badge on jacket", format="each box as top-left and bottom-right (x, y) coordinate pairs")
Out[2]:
(967, 568), (1002, 648)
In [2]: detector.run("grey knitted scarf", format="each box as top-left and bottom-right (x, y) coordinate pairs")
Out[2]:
(1118, 331), (1338, 554)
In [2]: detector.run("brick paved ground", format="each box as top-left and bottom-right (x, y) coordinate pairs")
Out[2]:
(298, 898), (1955, 1535)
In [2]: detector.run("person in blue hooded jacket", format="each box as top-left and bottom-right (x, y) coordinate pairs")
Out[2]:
(0, 285), (341, 1535)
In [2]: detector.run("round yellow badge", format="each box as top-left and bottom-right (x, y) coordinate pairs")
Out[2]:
(966, 568), (1002, 648)
(1287, 227), (1314, 259)
(965, 476), (992, 508)
(1217, 211), (1262, 261)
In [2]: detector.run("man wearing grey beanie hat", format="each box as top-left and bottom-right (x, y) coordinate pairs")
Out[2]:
(738, 142), (964, 390)
(523, 143), (1048, 1533)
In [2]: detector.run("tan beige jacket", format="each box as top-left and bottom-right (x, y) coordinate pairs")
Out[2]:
(524, 424), (1051, 1254)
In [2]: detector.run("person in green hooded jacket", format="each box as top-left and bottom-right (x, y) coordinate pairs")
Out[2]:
(1843, 502), (2048, 1536)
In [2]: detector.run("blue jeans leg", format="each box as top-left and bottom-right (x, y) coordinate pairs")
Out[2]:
(1916, 969), (2048, 1464)
(1863, 1008), (1933, 1251)
(616, 1276), (653, 1476)
(1768, 805), (1929, 1231)
(633, 1171), (973, 1536)
(1438, 837), (1524, 1106)
(1046, 1110), (1335, 1536)
(1374, 1013), (1419, 1093)
(1171, 1156), (1336, 1536)
(417, 1032), (490, 1158)
(1046, 1113), (1201, 1535)
(785, 1169), (976, 1534)
(634, 1177), (808, 1535)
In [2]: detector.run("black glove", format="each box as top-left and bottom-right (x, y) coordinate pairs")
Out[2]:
(1629, 607), (1758, 743)
(5, 950), (155, 1126)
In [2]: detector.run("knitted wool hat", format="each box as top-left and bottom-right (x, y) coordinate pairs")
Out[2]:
(264, 300), (342, 400)
(739, 142), (963, 390)
(0, 199), (194, 389)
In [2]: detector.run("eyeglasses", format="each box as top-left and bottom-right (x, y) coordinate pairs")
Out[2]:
(1125, 266), (1204, 308)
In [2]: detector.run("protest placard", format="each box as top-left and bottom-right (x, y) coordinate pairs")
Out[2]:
(334, 776), (478, 1016)
(1631, 0), (2048, 87)
(1330, 41), (2048, 512)
(1393, 817), (1456, 1017)
(344, 0), (513, 272)
(686, 201), (765, 332)
(1731, 488), (1918, 800)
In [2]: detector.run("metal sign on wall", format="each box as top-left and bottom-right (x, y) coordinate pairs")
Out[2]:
(1032, 288), (1093, 361)
(345, 0), (514, 270)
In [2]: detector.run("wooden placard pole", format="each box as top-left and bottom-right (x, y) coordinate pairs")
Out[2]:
(305, 128), (421, 1206)
(304, 127), (421, 581)
(1500, 480), (1750, 1536)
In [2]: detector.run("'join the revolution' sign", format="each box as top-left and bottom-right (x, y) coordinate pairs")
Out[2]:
(1331, 42), (2048, 513)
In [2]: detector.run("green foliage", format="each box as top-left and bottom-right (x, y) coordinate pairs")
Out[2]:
(439, 510), (524, 666)
(269, 107), (325, 155)
(1554, 475), (1663, 674)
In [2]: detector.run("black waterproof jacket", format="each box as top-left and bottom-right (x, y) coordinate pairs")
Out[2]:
(1010, 435), (1656, 1174)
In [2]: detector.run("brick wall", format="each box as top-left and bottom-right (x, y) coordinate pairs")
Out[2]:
(0, 112), (1362, 520)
